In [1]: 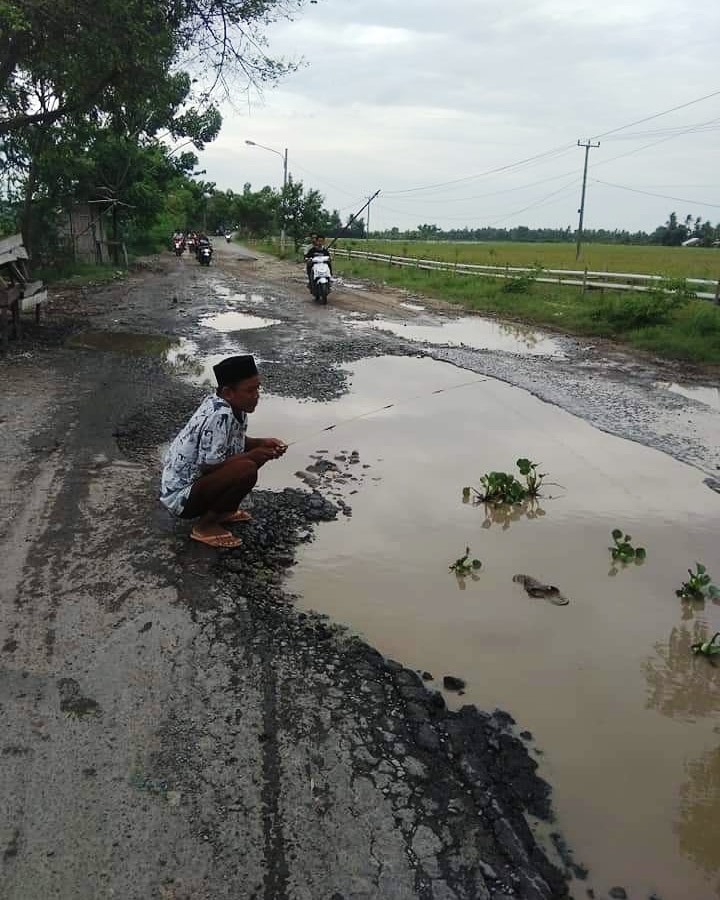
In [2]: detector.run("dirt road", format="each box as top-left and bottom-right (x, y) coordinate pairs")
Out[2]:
(0, 245), (570, 900)
(1, 240), (717, 900)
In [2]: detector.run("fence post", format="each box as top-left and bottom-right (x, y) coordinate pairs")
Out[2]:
(715, 278), (720, 305)
(582, 267), (588, 296)
(389, 254), (393, 269)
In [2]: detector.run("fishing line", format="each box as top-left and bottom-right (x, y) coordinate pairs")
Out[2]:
(285, 377), (488, 448)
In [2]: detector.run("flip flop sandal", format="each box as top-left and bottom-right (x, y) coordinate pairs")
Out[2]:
(190, 531), (243, 549)
(220, 510), (253, 524)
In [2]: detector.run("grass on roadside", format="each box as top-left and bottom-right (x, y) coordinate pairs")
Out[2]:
(336, 240), (720, 280)
(334, 256), (720, 364)
(35, 261), (126, 287)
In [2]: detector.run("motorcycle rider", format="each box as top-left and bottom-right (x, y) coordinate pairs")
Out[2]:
(304, 234), (333, 293)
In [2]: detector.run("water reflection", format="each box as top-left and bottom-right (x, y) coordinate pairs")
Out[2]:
(676, 746), (720, 887)
(360, 315), (564, 357)
(644, 622), (720, 721)
(498, 321), (542, 350)
(462, 494), (547, 531)
(656, 381), (720, 412)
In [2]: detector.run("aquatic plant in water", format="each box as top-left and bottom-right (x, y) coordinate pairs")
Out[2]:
(690, 632), (720, 661)
(676, 563), (719, 602)
(449, 547), (482, 577)
(463, 458), (546, 506)
(609, 529), (646, 564)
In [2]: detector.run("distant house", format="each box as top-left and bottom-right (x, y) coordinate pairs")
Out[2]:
(58, 203), (109, 264)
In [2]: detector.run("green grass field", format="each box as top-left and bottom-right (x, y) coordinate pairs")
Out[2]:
(331, 254), (720, 365)
(336, 240), (720, 280)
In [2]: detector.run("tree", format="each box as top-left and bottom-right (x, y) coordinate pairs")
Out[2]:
(0, 0), (309, 136)
(281, 177), (329, 250)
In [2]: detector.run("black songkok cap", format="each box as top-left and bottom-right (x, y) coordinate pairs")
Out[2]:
(213, 354), (258, 387)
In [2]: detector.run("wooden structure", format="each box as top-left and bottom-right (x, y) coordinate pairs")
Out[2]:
(59, 203), (109, 264)
(0, 233), (47, 349)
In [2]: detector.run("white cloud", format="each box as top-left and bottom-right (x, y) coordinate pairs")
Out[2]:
(197, 0), (720, 232)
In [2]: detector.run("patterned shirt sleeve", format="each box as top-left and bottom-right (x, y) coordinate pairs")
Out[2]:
(196, 410), (233, 467)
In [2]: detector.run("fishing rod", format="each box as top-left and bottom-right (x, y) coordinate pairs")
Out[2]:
(285, 377), (488, 448)
(327, 190), (381, 250)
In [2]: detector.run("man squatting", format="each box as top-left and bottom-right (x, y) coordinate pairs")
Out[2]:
(160, 355), (287, 548)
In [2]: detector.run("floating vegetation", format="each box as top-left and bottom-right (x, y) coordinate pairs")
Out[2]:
(463, 458), (547, 507)
(676, 563), (719, 602)
(609, 529), (647, 565)
(449, 547), (482, 578)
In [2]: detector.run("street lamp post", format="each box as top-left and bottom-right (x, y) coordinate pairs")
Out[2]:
(245, 139), (288, 253)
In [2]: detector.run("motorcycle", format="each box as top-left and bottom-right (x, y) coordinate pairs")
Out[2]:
(173, 236), (185, 257)
(309, 254), (332, 304)
(187, 236), (197, 255)
(225, 232), (232, 243)
(198, 243), (213, 266)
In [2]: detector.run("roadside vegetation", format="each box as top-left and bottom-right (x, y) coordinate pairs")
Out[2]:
(330, 254), (720, 364)
(335, 239), (720, 280)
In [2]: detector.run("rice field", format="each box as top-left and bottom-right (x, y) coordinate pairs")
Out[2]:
(336, 240), (720, 281)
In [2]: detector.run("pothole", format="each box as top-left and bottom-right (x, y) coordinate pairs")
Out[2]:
(65, 331), (176, 355)
(656, 381), (720, 411)
(200, 311), (281, 332)
(358, 315), (565, 356)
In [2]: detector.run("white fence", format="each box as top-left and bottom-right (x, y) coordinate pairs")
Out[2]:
(330, 248), (720, 302)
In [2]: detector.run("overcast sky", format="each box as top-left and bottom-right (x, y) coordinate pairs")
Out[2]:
(197, 0), (720, 233)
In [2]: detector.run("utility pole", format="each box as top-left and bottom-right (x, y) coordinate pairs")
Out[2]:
(366, 193), (374, 240)
(576, 139), (600, 260)
(281, 147), (288, 253)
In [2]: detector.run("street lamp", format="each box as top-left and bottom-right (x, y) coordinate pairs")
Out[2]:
(245, 139), (289, 252)
(202, 191), (212, 232)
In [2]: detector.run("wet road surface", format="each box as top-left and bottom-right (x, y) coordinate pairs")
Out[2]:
(1, 239), (719, 899)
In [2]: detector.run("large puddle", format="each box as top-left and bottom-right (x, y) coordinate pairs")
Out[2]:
(657, 382), (720, 412)
(359, 315), (565, 356)
(65, 331), (175, 355)
(200, 311), (280, 332)
(254, 356), (720, 900)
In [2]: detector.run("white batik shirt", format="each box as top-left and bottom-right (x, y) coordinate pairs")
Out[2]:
(160, 394), (248, 515)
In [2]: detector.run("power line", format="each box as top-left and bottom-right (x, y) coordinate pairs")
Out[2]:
(487, 180), (580, 227)
(379, 88), (720, 199)
(591, 179), (720, 209)
(382, 144), (577, 196)
(590, 88), (720, 140)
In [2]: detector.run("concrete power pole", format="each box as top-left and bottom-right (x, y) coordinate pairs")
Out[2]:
(366, 194), (374, 240)
(576, 139), (600, 260)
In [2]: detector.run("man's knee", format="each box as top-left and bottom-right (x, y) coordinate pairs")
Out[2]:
(225, 456), (258, 486)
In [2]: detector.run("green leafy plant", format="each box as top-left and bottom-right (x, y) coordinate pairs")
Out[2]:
(676, 563), (719, 602)
(516, 458), (545, 496)
(609, 528), (647, 564)
(501, 264), (543, 295)
(464, 458), (547, 506)
(449, 547), (482, 577)
(690, 632), (720, 660)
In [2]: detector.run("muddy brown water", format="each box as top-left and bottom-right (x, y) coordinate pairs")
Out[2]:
(252, 355), (720, 900)
(656, 382), (720, 413)
(359, 315), (566, 357)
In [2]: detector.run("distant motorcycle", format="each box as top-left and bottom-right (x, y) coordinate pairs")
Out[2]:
(309, 254), (332, 304)
(198, 242), (213, 266)
(173, 236), (185, 256)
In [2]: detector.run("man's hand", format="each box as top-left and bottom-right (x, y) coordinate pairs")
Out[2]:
(246, 446), (278, 466)
(261, 438), (288, 457)
(245, 438), (287, 467)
